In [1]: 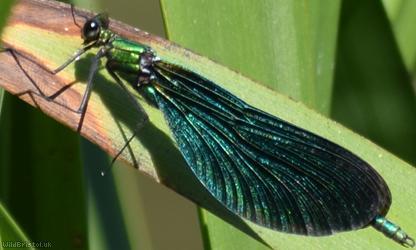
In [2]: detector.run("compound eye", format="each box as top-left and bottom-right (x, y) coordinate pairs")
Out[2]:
(82, 20), (100, 42)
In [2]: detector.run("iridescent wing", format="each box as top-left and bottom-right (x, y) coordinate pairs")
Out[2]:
(148, 61), (391, 236)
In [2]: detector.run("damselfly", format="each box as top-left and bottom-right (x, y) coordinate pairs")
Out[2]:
(3, 6), (414, 248)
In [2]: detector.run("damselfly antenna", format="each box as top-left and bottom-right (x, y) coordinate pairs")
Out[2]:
(70, 4), (88, 29)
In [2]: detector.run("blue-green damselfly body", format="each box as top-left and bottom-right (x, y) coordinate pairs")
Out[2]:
(30, 9), (416, 247)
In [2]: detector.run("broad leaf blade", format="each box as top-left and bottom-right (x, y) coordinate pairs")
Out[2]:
(332, 0), (416, 165)
(161, 0), (340, 114)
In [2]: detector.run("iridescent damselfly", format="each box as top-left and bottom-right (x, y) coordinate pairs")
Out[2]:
(1, 5), (414, 248)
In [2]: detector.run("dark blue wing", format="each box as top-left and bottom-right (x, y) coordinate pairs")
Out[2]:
(147, 61), (391, 236)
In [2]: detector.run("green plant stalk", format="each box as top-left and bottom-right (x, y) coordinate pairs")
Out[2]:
(0, 202), (34, 250)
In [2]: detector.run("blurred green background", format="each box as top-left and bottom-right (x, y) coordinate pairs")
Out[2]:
(0, 0), (415, 249)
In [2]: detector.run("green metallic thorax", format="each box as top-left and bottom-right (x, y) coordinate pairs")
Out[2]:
(96, 29), (157, 103)
(98, 29), (150, 75)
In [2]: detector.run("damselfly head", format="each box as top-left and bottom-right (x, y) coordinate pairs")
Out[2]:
(81, 13), (109, 44)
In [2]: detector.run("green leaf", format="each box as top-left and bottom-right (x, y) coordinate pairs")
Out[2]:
(1, 2), (86, 249)
(160, 0), (340, 115)
(0, 93), (87, 250)
(160, 0), (415, 249)
(0, 202), (34, 250)
(0, 0), (14, 35)
(332, 0), (416, 165)
(382, 0), (416, 71)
